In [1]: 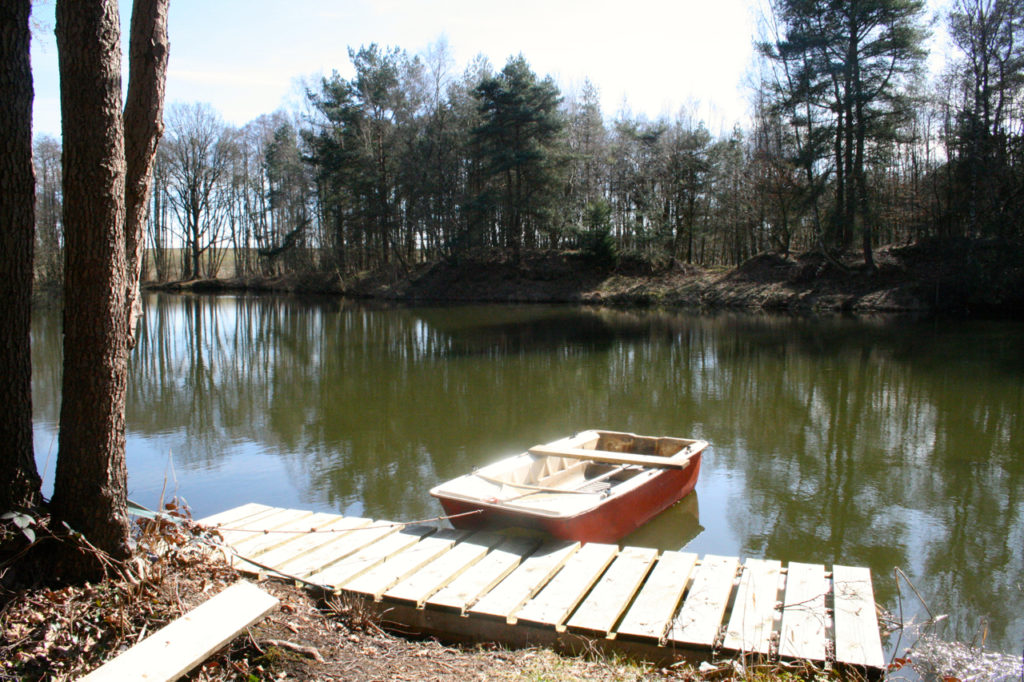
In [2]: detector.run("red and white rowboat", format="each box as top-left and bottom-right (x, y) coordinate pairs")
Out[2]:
(430, 430), (706, 543)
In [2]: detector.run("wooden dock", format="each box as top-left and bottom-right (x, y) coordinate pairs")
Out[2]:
(198, 503), (885, 675)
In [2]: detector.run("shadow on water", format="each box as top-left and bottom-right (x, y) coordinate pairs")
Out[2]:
(29, 294), (1024, 652)
(622, 492), (703, 551)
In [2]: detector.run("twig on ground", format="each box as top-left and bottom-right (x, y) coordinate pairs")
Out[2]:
(263, 638), (326, 663)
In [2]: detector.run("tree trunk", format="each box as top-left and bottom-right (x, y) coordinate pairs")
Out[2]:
(123, 0), (169, 347)
(0, 0), (42, 511)
(191, 217), (201, 278)
(833, 102), (846, 248)
(51, 0), (132, 566)
(854, 72), (874, 271)
(850, 15), (873, 271)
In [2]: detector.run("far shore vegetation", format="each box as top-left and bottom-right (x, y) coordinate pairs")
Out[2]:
(29, 0), (1024, 315)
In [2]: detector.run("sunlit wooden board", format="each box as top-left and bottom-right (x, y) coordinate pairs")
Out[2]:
(515, 543), (618, 628)
(779, 562), (828, 661)
(427, 537), (538, 613)
(345, 529), (465, 600)
(280, 521), (400, 579)
(218, 508), (314, 548)
(81, 581), (278, 682)
(206, 506), (292, 545)
(667, 554), (739, 646)
(385, 532), (500, 606)
(833, 565), (884, 668)
(230, 511), (341, 561)
(308, 525), (436, 589)
(469, 540), (580, 622)
(196, 503), (274, 529)
(528, 445), (693, 469)
(616, 551), (698, 641)
(722, 558), (782, 655)
(249, 515), (373, 572)
(568, 545), (658, 636)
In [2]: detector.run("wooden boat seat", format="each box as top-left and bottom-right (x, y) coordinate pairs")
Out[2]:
(527, 444), (699, 470)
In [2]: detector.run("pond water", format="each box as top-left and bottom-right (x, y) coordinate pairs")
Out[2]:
(31, 294), (1024, 654)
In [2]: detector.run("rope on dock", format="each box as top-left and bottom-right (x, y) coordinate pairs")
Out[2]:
(128, 498), (481, 534)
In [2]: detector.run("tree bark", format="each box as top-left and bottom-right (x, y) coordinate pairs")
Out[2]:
(0, 0), (42, 511)
(124, 0), (169, 347)
(52, 0), (132, 563)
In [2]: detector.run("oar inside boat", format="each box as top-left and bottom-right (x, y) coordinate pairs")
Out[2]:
(473, 462), (645, 496)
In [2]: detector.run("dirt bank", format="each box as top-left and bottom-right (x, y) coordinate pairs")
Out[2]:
(145, 238), (1024, 315)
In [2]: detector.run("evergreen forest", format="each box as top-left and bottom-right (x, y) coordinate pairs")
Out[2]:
(30, 0), (1024, 286)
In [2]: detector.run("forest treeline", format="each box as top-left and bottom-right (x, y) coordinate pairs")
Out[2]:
(31, 0), (1024, 287)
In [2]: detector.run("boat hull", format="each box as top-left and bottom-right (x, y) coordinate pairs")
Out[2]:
(435, 451), (702, 543)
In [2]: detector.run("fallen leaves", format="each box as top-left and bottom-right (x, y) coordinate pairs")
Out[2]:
(1, 502), (239, 680)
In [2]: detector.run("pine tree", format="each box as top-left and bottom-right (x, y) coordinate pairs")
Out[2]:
(762, 0), (927, 267)
(472, 55), (566, 257)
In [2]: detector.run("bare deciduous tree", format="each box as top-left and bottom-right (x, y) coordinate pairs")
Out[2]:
(164, 102), (235, 279)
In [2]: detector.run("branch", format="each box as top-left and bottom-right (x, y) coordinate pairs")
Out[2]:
(257, 219), (310, 260)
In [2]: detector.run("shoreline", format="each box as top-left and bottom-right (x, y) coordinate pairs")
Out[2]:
(142, 238), (1024, 317)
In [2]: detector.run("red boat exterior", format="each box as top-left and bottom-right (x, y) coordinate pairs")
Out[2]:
(436, 450), (702, 543)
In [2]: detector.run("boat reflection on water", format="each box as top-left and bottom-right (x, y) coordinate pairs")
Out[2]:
(620, 492), (703, 550)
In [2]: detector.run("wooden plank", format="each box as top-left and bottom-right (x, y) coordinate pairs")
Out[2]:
(427, 537), (538, 613)
(344, 529), (465, 600)
(81, 581), (277, 682)
(667, 554), (739, 646)
(371, 597), (715, 666)
(209, 504), (289, 529)
(779, 562), (828, 662)
(515, 542), (619, 628)
(568, 545), (658, 636)
(308, 525), (435, 589)
(196, 503), (274, 529)
(246, 515), (372, 572)
(616, 551), (698, 641)
(469, 540), (580, 622)
(528, 445), (693, 469)
(385, 532), (500, 606)
(534, 430), (698, 456)
(832, 565), (884, 669)
(205, 506), (292, 545)
(277, 521), (400, 580)
(229, 511), (336, 560)
(722, 558), (782, 655)
(219, 508), (315, 548)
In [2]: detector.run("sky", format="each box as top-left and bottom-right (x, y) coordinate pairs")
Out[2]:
(29, 0), (953, 140)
